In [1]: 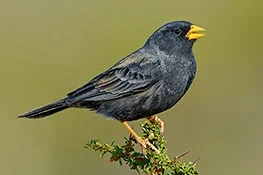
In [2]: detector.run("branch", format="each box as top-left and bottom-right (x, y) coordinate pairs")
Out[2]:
(85, 120), (199, 175)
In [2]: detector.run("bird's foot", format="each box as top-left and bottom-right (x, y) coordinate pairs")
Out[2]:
(121, 121), (160, 154)
(138, 137), (160, 154)
(147, 116), (165, 134)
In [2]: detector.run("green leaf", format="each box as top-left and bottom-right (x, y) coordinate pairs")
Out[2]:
(86, 120), (199, 175)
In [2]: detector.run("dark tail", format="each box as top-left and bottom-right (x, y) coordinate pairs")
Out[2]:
(18, 99), (69, 119)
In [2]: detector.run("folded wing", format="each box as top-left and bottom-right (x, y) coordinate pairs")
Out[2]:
(66, 51), (162, 103)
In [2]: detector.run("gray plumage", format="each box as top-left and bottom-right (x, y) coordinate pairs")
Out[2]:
(19, 20), (199, 121)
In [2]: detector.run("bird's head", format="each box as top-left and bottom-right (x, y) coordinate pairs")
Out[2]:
(144, 20), (205, 56)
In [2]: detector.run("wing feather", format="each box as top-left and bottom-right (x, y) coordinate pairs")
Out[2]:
(66, 50), (162, 103)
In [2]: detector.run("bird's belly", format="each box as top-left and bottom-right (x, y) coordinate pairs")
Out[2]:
(147, 84), (186, 114)
(96, 79), (188, 121)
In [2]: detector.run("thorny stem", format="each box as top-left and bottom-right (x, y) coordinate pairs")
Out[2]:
(85, 120), (199, 175)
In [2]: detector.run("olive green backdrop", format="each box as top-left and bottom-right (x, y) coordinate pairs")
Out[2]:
(1, 0), (262, 175)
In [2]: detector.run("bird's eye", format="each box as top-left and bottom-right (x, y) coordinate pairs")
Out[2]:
(172, 28), (182, 36)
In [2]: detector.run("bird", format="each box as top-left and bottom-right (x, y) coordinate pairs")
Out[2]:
(19, 20), (205, 152)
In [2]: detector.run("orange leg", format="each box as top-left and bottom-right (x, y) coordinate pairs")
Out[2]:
(147, 116), (164, 133)
(121, 121), (160, 154)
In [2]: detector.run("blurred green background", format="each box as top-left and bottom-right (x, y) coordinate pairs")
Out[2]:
(1, 0), (262, 175)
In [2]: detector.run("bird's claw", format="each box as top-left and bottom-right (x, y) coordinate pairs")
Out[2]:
(122, 121), (160, 154)
(138, 137), (160, 154)
(147, 116), (165, 134)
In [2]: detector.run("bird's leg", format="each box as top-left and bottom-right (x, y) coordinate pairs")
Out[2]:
(121, 121), (160, 154)
(147, 116), (165, 133)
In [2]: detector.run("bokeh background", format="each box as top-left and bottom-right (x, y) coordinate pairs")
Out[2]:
(1, 0), (262, 175)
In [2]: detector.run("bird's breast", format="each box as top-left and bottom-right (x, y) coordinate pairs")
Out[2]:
(150, 59), (196, 112)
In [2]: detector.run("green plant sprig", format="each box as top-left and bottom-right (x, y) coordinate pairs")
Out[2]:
(85, 120), (199, 175)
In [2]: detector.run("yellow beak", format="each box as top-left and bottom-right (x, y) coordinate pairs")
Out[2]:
(186, 25), (206, 40)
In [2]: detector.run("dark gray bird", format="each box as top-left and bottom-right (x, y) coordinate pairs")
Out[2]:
(19, 20), (205, 152)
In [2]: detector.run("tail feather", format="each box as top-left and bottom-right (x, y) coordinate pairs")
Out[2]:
(18, 99), (69, 119)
